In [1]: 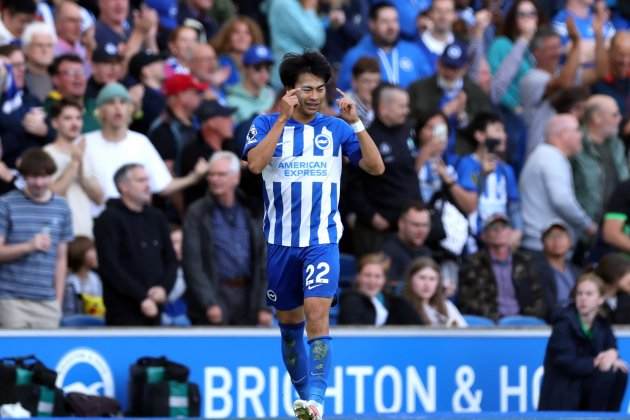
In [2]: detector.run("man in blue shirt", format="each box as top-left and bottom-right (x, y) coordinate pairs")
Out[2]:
(243, 51), (384, 420)
(337, 2), (433, 91)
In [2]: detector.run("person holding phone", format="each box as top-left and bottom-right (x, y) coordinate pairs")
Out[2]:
(454, 112), (522, 250)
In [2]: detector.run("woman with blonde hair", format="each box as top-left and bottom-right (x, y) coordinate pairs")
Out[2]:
(211, 16), (264, 87)
(338, 253), (420, 326)
(403, 257), (467, 327)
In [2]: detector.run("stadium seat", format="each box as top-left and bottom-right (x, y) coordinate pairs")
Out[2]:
(462, 314), (495, 327)
(498, 315), (547, 326)
(60, 315), (105, 327)
(339, 253), (357, 288)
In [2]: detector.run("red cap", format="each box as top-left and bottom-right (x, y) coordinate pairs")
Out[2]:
(163, 74), (207, 96)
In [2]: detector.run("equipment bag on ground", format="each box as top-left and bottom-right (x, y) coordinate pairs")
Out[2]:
(0, 355), (66, 416)
(127, 356), (200, 417)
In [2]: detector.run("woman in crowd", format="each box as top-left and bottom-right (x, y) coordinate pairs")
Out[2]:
(211, 16), (265, 88)
(539, 273), (628, 411)
(402, 257), (467, 327)
(338, 253), (421, 326)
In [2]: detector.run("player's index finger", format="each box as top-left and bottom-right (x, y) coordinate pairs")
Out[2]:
(287, 88), (298, 96)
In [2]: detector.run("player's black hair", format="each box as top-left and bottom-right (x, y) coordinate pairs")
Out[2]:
(278, 51), (332, 88)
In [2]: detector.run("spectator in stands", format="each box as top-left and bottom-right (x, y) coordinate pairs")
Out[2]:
(418, 0), (457, 72)
(520, 114), (596, 253)
(602, 179), (630, 257)
(539, 273), (628, 411)
(346, 83), (421, 256)
(382, 202), (432, 293)
(572, 94), (628, 223)
(0, 148), (73, 328)
(592, 32), (630, 115)
(95, 0), (158, 62)
(183, 151), (270, 326)
(83, 82), (208, 214)
(520, 23), (586, 156)
(536, 221), (580, 322)
(487, 0), (538, 111)
(596, 253), (630, 325)
(178, 0), (218, 41)
(189, 42), (228, 101)
(338, 252), (421, 325)
(266, 0), (326, 88)
(403, 257), (467, 327)
(0, 0), (36, 46)
(54, 1), (90, 71)
(345, 57), (380, 127)
(408, 41), (493, 157)
(0, 45), (51, 169)
(161, 225), (190, 326)
(94, 163), (177, 326)
(211, 16), (264, 88)
(22, 22), (55, 102)
(45, 100), (103, 238)
(320, 0), (369, 67)
(180, 99), (235, 208)
(127, 50), (166, 135)
(391, 0), (431, 40)
(226, 44), (275, 125)
(552, 0), (615, 67)
(337, 2), (432, 90)
(63, 236), (104, 318)
(455, 112), (522, 244)
(150, 74), (205, 175)
(164, 25), (198, 76)
(85, 46), (123, 101)
(458, 213), (547, 321)
(47, 54), (99, 133)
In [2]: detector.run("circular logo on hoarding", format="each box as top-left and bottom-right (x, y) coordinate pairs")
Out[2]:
(55, 348), (115, 397)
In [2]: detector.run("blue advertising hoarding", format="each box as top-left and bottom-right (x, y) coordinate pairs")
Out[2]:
(1, 328), (629, 417)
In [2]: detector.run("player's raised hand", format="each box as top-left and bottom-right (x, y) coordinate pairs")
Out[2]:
(336, 88), (359, 123)
(279, 89), (298, 121)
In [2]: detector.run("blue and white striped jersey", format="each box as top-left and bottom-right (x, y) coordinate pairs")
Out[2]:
(243, 113), (362, 247)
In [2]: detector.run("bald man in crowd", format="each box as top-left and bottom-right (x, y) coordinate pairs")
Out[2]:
(592, 32), (630, 115)
(520, 114), (597, 252)
(572, 94), (628, 223)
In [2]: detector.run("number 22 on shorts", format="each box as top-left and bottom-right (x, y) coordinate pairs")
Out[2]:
(305, 262), (330, 290)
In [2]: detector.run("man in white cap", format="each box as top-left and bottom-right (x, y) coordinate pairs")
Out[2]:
(82, 82), (208, 216)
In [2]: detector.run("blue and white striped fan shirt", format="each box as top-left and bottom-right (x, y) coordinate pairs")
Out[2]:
(243, 113), (362, 247)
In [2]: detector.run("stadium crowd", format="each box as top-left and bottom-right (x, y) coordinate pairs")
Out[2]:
(0, 0), (629, 330)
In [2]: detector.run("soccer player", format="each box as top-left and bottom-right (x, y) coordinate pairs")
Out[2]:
(243, 51), (384, 420)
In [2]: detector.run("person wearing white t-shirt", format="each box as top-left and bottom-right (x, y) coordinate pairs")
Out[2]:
(83, 82), (208, 216)
(45, 99), (104, 238)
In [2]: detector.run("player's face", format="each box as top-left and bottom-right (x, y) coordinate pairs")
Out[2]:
(294, 73), (326, 116)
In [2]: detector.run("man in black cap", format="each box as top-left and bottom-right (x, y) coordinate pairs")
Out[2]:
(128, 50), (166, 135)
(408, 41), (493, 157)
(180, 99), (236, 207)
(85, 46), (123, 100)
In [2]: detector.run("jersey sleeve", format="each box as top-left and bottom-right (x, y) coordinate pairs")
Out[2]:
(504, 163), (520, 201)
(242, 114), (273, 160)
(455, 156), (480, 192)
(339, 120), (362, 166)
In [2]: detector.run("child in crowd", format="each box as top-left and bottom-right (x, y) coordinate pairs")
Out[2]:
(403, 257), (467, 327)
(539, 273), (628, 411)
(161, 225), (190, 326)
(338, 253), (420, 326)
(64, 236), (105, 317)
